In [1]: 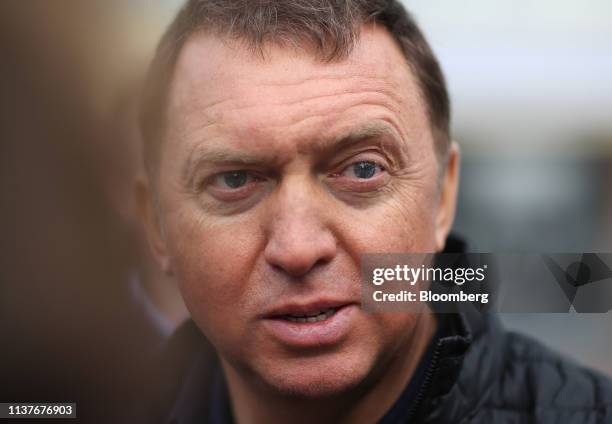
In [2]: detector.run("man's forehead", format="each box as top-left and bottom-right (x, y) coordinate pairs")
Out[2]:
(168, 25), (415, 110)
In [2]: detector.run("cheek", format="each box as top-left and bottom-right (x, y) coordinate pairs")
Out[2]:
(350, 310), (419, 373)
(337, 185), (439, 254)
(372, 313), (418, 341)
(165, 210), (262, 344)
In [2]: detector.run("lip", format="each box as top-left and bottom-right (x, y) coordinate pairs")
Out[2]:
(262, 299), (354, 318)
(261, 300), (359, 348)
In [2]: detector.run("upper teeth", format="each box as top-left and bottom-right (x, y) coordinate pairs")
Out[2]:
(285, 308), (336, 323)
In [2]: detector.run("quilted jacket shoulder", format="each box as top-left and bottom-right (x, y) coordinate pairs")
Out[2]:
(422, 311), (612, 424)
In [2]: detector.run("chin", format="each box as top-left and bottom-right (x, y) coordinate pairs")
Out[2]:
(254, 348), (377, 399)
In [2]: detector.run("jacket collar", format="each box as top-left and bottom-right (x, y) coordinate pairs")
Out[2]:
(412, 304), (506, 423)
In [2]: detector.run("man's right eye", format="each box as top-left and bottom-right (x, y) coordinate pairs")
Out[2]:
(204, 170), (265, 202)
(213, 171), (250, 189)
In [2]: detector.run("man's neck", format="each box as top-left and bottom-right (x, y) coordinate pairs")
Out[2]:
(222, 312), (438, 424)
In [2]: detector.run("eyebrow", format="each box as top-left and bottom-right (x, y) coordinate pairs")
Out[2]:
(181, 121), (406, 185)
(319, 121), (406, 158)
(181, 145), (270, 187)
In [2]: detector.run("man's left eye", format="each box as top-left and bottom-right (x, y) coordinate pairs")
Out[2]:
(341, 161), (384, 179)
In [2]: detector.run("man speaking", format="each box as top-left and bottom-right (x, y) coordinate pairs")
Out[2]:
(137, 1), (612, 422)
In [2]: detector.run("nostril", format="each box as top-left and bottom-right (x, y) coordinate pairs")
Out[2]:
(264, 237), (336, 278)
(267, 249), (323, 277)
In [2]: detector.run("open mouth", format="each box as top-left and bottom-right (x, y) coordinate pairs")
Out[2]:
(281, 307), (338, 323)
(263, 302), (357, 347)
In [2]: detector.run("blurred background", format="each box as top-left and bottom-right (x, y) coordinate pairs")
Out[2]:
(407, 0), (612, 380)
(1, 0), (611, 420)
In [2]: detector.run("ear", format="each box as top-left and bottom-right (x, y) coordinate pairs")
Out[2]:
(134, 176), (174, 275)
(434, 141), (461, 252)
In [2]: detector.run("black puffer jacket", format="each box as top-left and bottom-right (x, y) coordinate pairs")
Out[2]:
(409, 306), (612, 423)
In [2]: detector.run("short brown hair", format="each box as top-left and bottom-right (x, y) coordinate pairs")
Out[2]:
(140, 0), (450, 177)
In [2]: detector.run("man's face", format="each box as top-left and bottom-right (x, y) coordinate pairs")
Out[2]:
(145, 26), (458, 397)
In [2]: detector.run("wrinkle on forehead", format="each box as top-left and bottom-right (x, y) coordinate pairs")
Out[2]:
(193, 78), (404, 118)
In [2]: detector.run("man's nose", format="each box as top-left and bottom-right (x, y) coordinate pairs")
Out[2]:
(263, 178), (337, 278)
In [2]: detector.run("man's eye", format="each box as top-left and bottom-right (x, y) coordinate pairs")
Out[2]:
(204, 170), (266, 204)
(213, 171), (252, 189)
(341, 161), (384, 179)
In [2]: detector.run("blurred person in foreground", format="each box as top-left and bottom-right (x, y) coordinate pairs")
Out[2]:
(0, 2), (186, 420)
(137, 1), (612, 423)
